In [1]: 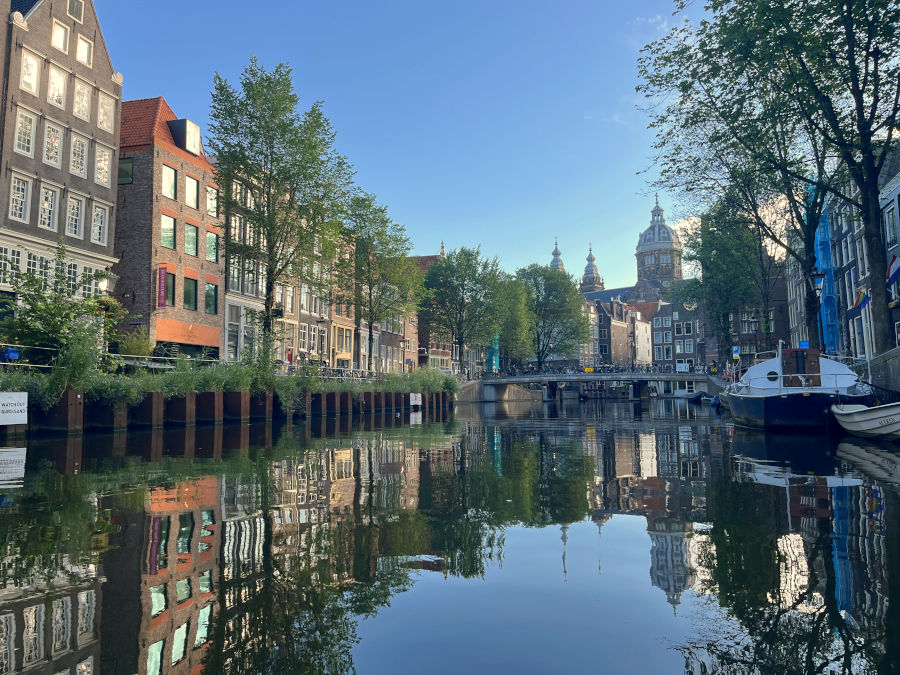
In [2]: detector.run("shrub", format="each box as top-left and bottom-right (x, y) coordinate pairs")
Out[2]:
(117, 327), (156, 356)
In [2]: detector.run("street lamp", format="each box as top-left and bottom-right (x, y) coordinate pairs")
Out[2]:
(809, 270), (826, 351)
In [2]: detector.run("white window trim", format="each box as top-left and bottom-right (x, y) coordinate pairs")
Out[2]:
(43, 121), (65, 168)
(68, 0), (85, 23)
(37, 184), (60, 232)
(75, 34), (93, 67)
(185, 175), (200, 210)
(162, 165), (177, 200)
(14, 108), (36, 158)
(66, 193), (86, 239)
(52, 20), (70, 54)
(8, 173), (32, 223)
(94, 145), (112, 187)
(19, 50), (41, 96)
(69, 133), (88, 178)
(73, 79), (91, 122)
(97, 93), (115, 133)
(90, 202), (109, 245)
(47, 65), (67, 110)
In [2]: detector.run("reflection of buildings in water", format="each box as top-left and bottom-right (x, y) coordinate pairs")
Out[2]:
(648, 518), (696, 610)
(102, 477), (219, 675)
(0, 569), (100, 675)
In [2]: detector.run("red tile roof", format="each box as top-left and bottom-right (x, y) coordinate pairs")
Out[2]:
(414, 254), (441, 273)
(120, 97), (215, 175)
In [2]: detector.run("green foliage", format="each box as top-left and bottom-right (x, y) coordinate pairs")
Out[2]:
(515, 264), (590, 370)
(419, 247), (502, 364)
(209, 57), (354, 364)
(495, 276), (532, 367)
(117, 327), (156, 356)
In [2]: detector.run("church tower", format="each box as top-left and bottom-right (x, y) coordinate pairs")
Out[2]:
(550, 238), (566, 274)
(635, 197), (682, 286)
(580, 246), (604, 293)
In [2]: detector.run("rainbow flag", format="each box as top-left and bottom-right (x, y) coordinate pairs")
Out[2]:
(853, 290), (871, 310)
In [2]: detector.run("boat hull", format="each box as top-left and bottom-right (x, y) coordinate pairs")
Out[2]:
(727, 391), (872, 430)
(831, 403), (900, 440)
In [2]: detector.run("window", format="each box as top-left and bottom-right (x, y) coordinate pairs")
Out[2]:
(205, 282), (218, 314)
(22, 605), (44, 665)
(206, 187), (218, 216)
(67, 262), (78, 293)
(299, 323), (308, 351)
(286, 285), (294, 313)
(91, 204), (108, 244)
(183, 278), (198, 310)
(14, 109), (35, 157)
(147, 639), (164, 675)
(9, 175), (31, 222)
(185, 176), (199, 209)
(51, 596), (71, 655)
(44, 122), (63, 167)
(67, 195), (84, 237)
(227, 306), (240, 359)
(70, 134), (88, 177)
(645, 255), (654, 265)
(48, 66), (67, 108)
(684, 322), (693, 335)
(664, 345), (673, 360)
(165, 273), (175, 306)
(73, 80), (91, 121)
(598, 328), (608, 339)
(199, 569), (212, 594)
(665, 331), (672, 343)
(195, 605), (211, 648)
(654, 346), (663, 360)
(38, 186), (59, 231)
(686, 339), (694, 353)
(161, 215), (175, 249)
(654, 331), (662, 343)
(52, 20), (70, 52)
(660, 253), (671, 263)
(185, 224), (198, 256)
(98, 94), (114, 133)
(675, 339), (684, 354)
(653, 317), (661, 328)
(175, 578), (192, 604)
(885, 206), (898, 250)
(150, 585), (167, 617)
(674, 322), (683, 336)
(205, 231), (218, 263)
(76, 35), (93, 67)
(171, 622), (188, 665)
(663, 316), (672, 327)
(162, 165), (177, 199)
(93, 146), (112, 187)
(20, 50), (40, 95)
(68, 0), (84, 22)
(118, 157), (133, 184)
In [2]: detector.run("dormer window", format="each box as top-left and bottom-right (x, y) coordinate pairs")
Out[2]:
(68, 0), (84, 23)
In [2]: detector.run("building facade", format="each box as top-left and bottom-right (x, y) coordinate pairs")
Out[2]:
(0, 0), (122, 305)
(115, 98), (224, 357)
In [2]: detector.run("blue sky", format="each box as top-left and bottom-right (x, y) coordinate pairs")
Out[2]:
(95, 0), (686, 288)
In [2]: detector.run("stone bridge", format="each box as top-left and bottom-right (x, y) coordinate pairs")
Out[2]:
(479, 371), (726, 402)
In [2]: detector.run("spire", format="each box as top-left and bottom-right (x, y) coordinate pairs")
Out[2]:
(581, 243), (604, 292)
(440, 241), (445, 257)
(550, 238), (566, 273)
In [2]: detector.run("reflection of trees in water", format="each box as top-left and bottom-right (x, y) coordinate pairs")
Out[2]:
(680, 477), (890, 673)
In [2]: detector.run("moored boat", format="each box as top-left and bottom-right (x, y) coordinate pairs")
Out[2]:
(724, 343), (872, 430)
(831, 402), (900, 441)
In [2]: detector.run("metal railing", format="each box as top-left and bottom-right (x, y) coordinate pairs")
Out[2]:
(730, 372), (864, 395)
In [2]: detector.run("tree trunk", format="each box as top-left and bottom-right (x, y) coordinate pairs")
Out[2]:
(861, 187), (893, 354)
(367, 323), (374, 372)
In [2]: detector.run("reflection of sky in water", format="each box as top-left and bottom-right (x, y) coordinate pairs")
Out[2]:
(356, 516), (735, 674)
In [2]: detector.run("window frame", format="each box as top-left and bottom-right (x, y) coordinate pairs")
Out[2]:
(75, 34), (93, 67)
(20, 50), (40, 96)
(160, 214), (176, 250)
(97, 93), (115, 133)
(73, 79), (91, 122)
(51, 20), (70, 53)
(161, 165), (177, 200)
(43, 121), (64, 168)
(69, 133), (88, 178)
(14, 108), (36, 158)
(38, 185), (60, 231)
(90, 203), (109, 245)
(205, 282), (218, 315)
(183, 277), (198, 311)
(185, 223), (198, 257)
(185, 175), (199, 210)
(68, 0), (85, 22)
(206, 187), (218, 217)
(94, 145), (112, 187)
(205, 231), (218, 263)
(165, 272), (175, 307)
(47, 65), (67, 109)
(8, 173), (32, 223)
(118, 157), (134, 185)
(66, 194), (85, 238)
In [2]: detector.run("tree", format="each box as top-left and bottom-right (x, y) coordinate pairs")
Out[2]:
(344, 193), (423, 372)
(495, 275), (532, 370)
(641, 0), (900, 353)
(209, 57), (354, 365)
(515, 265), (589, 372)
(419, 247), (502, 373)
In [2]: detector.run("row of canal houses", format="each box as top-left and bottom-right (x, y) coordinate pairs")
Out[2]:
(0, 0), (450, 374)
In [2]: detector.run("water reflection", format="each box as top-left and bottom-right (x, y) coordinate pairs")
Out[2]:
(0, 402), (897, 672)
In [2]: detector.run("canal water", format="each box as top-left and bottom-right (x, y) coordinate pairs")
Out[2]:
(1, 399), (898, 674)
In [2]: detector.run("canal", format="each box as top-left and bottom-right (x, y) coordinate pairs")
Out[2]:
(0, 399), (898, 674)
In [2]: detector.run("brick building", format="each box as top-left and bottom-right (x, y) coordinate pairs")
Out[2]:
(114, 97), (224, 357)
(0, 0), (122, 303)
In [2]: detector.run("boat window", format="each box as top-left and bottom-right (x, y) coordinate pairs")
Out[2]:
(766, 371), (779, 382)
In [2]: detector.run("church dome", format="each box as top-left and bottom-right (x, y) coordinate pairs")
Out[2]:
(550, 238), (566, 273)
(636, 197), (681, 254)
(580, 245), (604, 292)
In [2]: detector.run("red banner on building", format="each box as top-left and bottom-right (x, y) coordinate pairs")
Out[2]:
(157, 267), (167, 308)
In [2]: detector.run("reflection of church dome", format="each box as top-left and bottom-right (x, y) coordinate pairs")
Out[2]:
(550, 238), (566, 273)
(581, 245), (604, 293)
(636, 197), (681, 254)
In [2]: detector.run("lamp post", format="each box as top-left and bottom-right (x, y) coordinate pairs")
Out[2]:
(810, 270), (826, 352)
